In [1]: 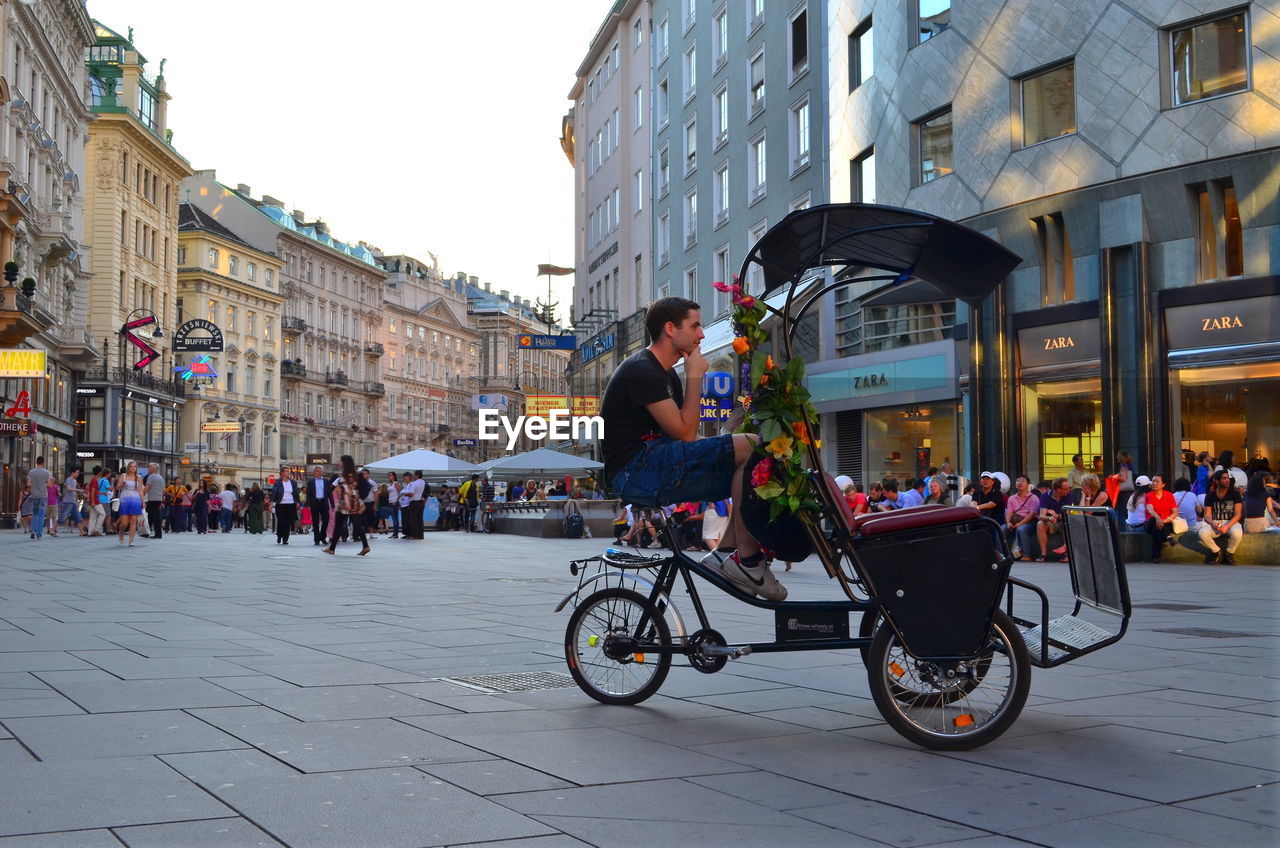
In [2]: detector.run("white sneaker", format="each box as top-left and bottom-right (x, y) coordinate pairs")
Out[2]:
(718, 554), (788, 602)
(700, 550), (732, 569)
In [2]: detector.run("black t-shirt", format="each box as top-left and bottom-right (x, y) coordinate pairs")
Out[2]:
(1205, 487), (1243, 523)
(601, 350), (684, 483)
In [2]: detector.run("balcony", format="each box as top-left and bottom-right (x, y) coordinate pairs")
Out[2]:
(0, 287), (53, 346)
(56, 326), (101, 364)
(364, 380), (386, 396)
(363, 342), (384, 356)
(433, 424), (451, 434)
(281, 316), (307, 335)
(325, 370), (349, 386)
(82, 365), (185, 398)
(281, 360), (307, 379)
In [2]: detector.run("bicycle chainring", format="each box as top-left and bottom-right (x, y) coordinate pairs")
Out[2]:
(687, 628), (728, 673)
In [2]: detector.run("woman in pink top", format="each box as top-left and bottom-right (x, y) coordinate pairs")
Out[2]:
(1006, 475), (1041, 561)
(47, 481), (60, 536)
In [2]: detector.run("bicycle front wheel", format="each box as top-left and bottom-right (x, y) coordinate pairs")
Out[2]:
(867, 609), (1030, 750)
(565, 588), (672, 705)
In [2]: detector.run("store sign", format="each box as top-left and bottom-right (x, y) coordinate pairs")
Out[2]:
(1017, 319), (1100, 370)
(700, 371), (736, 421)
(1165, 295), (1280, 352)
(76, 451), (94, 459)
(0, 349), (46, 377)
(524, 395), (600, 417)
(173, 319), (225, 352)
(201, 422), (241, 433)
(5, 390), (31, 418)
(183, 442), (203, 452)
(0, 418), (36, 436)
(426, 388), (446, 400)
(120, 314), (160, 369)
(517, 334), (576, 350)
(809, 354), (950, 405)
(581, 332), (616, 363)
(453, 438), (478, 447)
(306, 453), (332, 466)
(471, 394), (509, 412)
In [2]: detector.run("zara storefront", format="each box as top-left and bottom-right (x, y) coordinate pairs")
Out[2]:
(1162, 277), (1279, 475)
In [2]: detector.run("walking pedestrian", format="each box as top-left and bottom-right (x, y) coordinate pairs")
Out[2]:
(245, 483), (266, 534)
(193, 481), (211, 534)
(45, 474), (58, 536)
(143, 463), (165, 539)
(324, 473), (370, 556)
(218, 484), (237, 533)
(115, 461), (144, 546)
(386, 471), (401, 538)
(25, 456), (52, 540)
(18, 481), (35, 536)
(59, 467), (84, 535)
(306, 466), (330, 545)
(271, 467), (300, 545)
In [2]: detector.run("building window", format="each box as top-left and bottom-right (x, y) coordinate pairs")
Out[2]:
(265, 317), (274, 342)
(713, 246), (731, 315)
(657, 76), (670, 126)
(634, 170), (644, 213)
(246, 366), (257, 396)
(747, 220), (768, 291)
(247, 262), (257, 281)
(714, 163), (730, 226)
(789, 96), (810, 172)
(658, 15), (669, 60)
(850, 17), (873, 91)
(749, 0), (765, 30)
(683, 44), (697, 101)
(749, 51), (765, 115)
(1031, 212), (1074, 306)
(207, 249), (218, 269)
(247, 311), (257, 338)
(749, 132), (767, 203)
(681, 0), (695, 32)
(917, 0), (951, 44)
(177, 246), (187, 265)
(917, 108), (953, 184)
(634, 86), (644, 129)
(713, 7), (728, 66)
(713, 85), (729, 147)
(228, 255), (239, 276)
(634, 17), (643, 47)
(1020, 62), (1075, 146)
(1169, 10), (1249, 106)
(684, 264), (697, 299)
(658, 212), (671, 266)
(684, 189), (698, 247)
(852, 147), (876, 203)
(789, 8), (808, 80)
(684, 118), (697, 174)
(226, 369), (236, 393)
(265, 269), (274, 288)
(1194, 181), (1244, 281)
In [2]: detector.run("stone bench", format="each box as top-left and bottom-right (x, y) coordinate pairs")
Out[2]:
(491, 500), (619, 539)
(1118, 530), (1280, 565)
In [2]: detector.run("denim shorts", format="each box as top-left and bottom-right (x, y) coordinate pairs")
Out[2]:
(609, 435), (736, 507)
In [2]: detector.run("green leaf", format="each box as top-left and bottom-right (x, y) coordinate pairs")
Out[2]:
(759, 418), (782, 443)
(754, 481), (785, 500)
(750, 349), (768, 386)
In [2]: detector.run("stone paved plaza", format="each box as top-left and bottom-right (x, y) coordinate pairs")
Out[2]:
(0, 527), (1275, 847)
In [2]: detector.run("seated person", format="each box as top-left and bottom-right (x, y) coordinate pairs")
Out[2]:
(601, 297), (782, 600)
(1125, 477), (1151, 532)
(672, 501), (706, 550)
(1033, 477), (1071, 561)
(875, 477), (902, 511)
(897, 478), (926, 509)
(923, 478), (951, 506)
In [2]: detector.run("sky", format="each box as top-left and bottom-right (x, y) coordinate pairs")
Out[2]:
(87, 0), (615, 319)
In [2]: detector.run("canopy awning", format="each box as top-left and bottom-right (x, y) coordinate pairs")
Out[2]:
(478, 448), (604, 480)
(740, 203), (1022, 307)
(364, 449), (482, 478)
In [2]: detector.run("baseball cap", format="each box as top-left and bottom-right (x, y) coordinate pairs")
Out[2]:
(979, 470), (994, 478)
(1135, 475), (1152, 486)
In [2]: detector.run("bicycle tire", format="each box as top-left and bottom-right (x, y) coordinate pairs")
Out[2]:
(564, 588), (672, 706)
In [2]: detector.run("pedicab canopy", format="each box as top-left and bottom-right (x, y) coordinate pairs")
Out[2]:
(741, 203), (1022, 307)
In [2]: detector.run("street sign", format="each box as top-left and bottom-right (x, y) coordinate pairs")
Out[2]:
(471, 394), (509, 412)
(183, 442), (202, 452)
(173, 319), (225, 352)
(306, 453), (332, 466)
(201, 422), (240, 433)
(516, 334), (576, 350)
(0, 349), (46, 377)
(453, 438), (478, 447)
(179, 457), (192, 465)
(121, 315), (160, 369)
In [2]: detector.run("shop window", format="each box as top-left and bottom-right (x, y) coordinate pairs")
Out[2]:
(1194, 181), (1243, 281)
(1169, 10), (1249, 106)
(1177, 362), (1280, 473)
(1022, 379), (1102, 484)
(1031, 212), (1074, 305)
(834, 296), (956, 356)
(865, 403), (960, 490)
(916, 108), (952, 184)
(1020, 62), (1075, 146)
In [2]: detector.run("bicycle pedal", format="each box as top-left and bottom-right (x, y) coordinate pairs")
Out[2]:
(701, 645), (752, 660)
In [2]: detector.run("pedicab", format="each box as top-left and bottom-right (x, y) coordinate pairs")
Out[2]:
(557, 204), (1132, 750)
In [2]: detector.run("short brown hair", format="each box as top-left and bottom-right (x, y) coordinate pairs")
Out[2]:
(646, 297), (701, 342)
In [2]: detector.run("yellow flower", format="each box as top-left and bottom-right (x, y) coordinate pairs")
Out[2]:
(765, 434), (794, 460)
(732, 336), (751, 355)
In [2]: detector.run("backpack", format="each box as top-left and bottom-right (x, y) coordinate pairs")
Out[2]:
(563, 500), (584, 538)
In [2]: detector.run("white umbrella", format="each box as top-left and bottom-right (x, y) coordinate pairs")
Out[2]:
(364, 449), (482, 479)
(480, 447), (603, 479)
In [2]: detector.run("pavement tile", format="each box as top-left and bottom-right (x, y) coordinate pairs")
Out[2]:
(789, 796), (989, 845)
(40, 678), (254, 713)
(0, 756), (232, 836)
(616, 713), (813, 747)
(447, 837), (592, 848)
(420, 760), (574, 795)
(224, 658), (428, 687)
(1175, 782), (1279, 828)
(0, 652), (95, 673)
(752, 705), (884, 731)
(67, 650), (249, 679)
(0, 695), (86, 719)
(227, 717), (494, 772)
(399, 708), (593, 738)
(0, 738), (35, 766)
(1090, 802), (1278, 846)
(0, 831), (124, 847)
(1179, 736), (1280, 771)
(240, 684), (461, 721)
(684, 770), (856, 810)
(113, 818), (284, 847)
(528, 815), (859, 848)
(190, 768), (554, 848)
(5, 710), (246, 760)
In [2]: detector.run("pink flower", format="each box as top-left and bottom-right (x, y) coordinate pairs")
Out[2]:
(734, 294), (756, 308)
(751, 457), (773, 487)
(712, 279), (741, 295)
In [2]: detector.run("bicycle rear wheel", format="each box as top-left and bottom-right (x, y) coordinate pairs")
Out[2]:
(867, 609), (1029, 750)
(565, 588), (672, 705)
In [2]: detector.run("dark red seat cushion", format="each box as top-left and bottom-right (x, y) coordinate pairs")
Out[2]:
(855, 505), (980, 537)
(821, 473), (857, 530)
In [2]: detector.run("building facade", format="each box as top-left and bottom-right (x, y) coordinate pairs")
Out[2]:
(375, 253), (480, 461)
(183, 171), (389, 470)
(176, 203), (284, 489)
(75, 22), (194, 478)
(818, 0), (1279, 487)
(0, 0), (96, 513)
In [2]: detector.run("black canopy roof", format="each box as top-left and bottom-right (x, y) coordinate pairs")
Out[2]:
(740, 203), (1022, 307)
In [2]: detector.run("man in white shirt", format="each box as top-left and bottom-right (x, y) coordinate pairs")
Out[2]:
(403, 471), (426, 539)
(271, 467), (300, 545)
(307, 466), (330, 545)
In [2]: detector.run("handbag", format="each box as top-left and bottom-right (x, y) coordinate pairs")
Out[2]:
(1171, 492), (1189, 535)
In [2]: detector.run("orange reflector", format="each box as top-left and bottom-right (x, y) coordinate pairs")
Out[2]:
(954, 714), (975, 728)
(889, 662), (905, 678)
(634, 653), (646, 664)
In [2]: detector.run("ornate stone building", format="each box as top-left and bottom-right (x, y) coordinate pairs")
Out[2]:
(176, 203), (284, 488)
(0, 0), (96, 511)
(75, 21), (193, 476)
(374, 252), (480, 461)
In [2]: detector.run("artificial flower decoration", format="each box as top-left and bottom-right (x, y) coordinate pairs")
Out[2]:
(713, 273), (822, 522)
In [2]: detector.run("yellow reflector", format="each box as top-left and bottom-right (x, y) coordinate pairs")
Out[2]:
(634, 653), (646, 664)
(588, 635), (598, 647)
(889, 662), (905, 678)
(954, 714), (975, 728)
